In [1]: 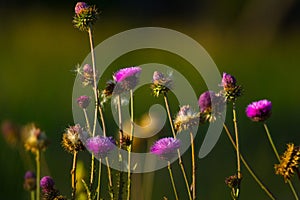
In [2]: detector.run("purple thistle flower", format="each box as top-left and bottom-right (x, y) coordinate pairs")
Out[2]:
(40, 176), (55, 192)
(246, 99), (272, 122)
(150, 137), (180, 161)
(75, 2), (89, 15)
(23, 171), (36, 191)
(83, 63), (93, 74)
(198, 91), (215, 113)
(77, 95), (90, 109)
(86, 136), (115, 158)
(221, 72), (236, 89)
(114, 67), (142, 83)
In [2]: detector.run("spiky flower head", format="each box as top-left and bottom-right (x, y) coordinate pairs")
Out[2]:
(151, 71), (173, 97)
(112, 67), (142, 92)
(77, 64), (97, 87)
(221, 72), (242, 102)
(86, 136), (115, 159)
(77, 95), (90, 109)
(23, 171), (36, 191)
(61, 124), (85, 154)
(73, 2), (98, 32)
(40, 176), (65, 200)
(40, 176), (55, 193)
(198, 91), (225, 123)
(246, 99), (272, 122)
(23, 123), (49, 153)
(150, 137), (180, 161)
(101, 80), (116, 105)
(174, 105), (200, 132)
(275, 143), (300, 182)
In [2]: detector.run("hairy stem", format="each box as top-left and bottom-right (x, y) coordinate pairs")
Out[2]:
(71, 151), (78, 200)
(223, 123), (276, 200)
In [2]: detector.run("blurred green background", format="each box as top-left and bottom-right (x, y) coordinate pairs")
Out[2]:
(1, 0), (300, 199)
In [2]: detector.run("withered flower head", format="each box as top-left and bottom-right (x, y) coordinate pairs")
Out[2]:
(23, 123), (49, 153)
(61, 124), (85, 154)
(174, 105), (200, 132)
(275, 143), (300, 182)
(151, 71), (173, 97)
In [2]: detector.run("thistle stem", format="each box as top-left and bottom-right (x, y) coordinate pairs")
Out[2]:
(127, 89), (134, 200)
(36, 149), (40, 200)
(96, 159), (102, 200)
(168, 161), (179, 200)
(223, 123), (276, 200)
(30, 191), (35, 200)
(190, 132), (196, 200)
(263, 123), (299, 200)
(71, 151), (78, 200)
(163, 94), (192, 200)
(105, 157), (114, 200)
(232, 103), (241, 181)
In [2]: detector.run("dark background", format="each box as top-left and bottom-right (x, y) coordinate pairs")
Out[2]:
(1, 0), (300, 199)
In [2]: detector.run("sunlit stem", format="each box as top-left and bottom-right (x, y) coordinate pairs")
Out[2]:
(263, 123), (299, 200)
(168, 161), (179, 200)
(190, 132), (196, 200)
(96, 159), (102, 200)
(232, 103), (241, 181)
(163, 94), (192, 200)
(223, 123), (276, 200)
(30, 191), (35, 200)
(36, 149), (40, 200)
(71, 151), (78, 200)
(127, 89), (134, 200)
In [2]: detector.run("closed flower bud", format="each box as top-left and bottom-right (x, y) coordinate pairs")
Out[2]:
(23, 171), (36, 191)
(77, 95), (90, 109)
(221, 72), (242, 102)
(151, 71), (173, 97)
(73, 2), (99, 32)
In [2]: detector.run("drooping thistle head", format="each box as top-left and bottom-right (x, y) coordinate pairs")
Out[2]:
(174, 105), (200, 132)
(113, 66), (142, 92)
(151, 71), (173, 97)
(150, 137), (180, 161)
(61, 124), (85, 154)
(23, 123), (49, 153)
(86, 136), (115, 159)
(73, 2), (99, 32)
(23, 171), (36, 191)
(220, 72), (242, 102)
(245, 99), (272, 122)
(275, 143), (300, 182)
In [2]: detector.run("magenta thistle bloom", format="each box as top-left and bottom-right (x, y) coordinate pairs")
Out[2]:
(114, 67), (142, 82)
(222, 72), (236, 89)
(150, 137), (180, 161)
(77, 95), (90, 109)
(75, 2), (89, 15)
(86, 136), (115, 158)
(40, 176), (55, 192)
(198, 91), (215, 113)
(246, 99), (272, 122)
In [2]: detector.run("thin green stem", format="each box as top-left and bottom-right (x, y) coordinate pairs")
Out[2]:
(71, 151), (78, 200)
(127, 90), (134, 200)
(223, 123), (276, 200)
(190, 132), (196, 200)
(164, 94), (192, 200)
(105, 157), (114, 200)
(36, 150), (40, 200)
(30, 191), (35, 200)
(96, 159), (102, 200)
(168, 162), (179, 200)
(263, 123), (299, 200)
(232, 103), (241, 181)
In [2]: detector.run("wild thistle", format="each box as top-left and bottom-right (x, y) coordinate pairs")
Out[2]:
(150, 137), (181, 200)
(275, 143), (300, 182)
(77, 95), (91, 109)
(24, 171), (36, 200)
(73, 2), (98, 32)
(23, 123), (49, 200)
(174, 105), (200, 200)
(220, 72), (242, 102)
(40, 176), (66, 200)
(246, 99), (299, 199)
(61, 124), (85, 200)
